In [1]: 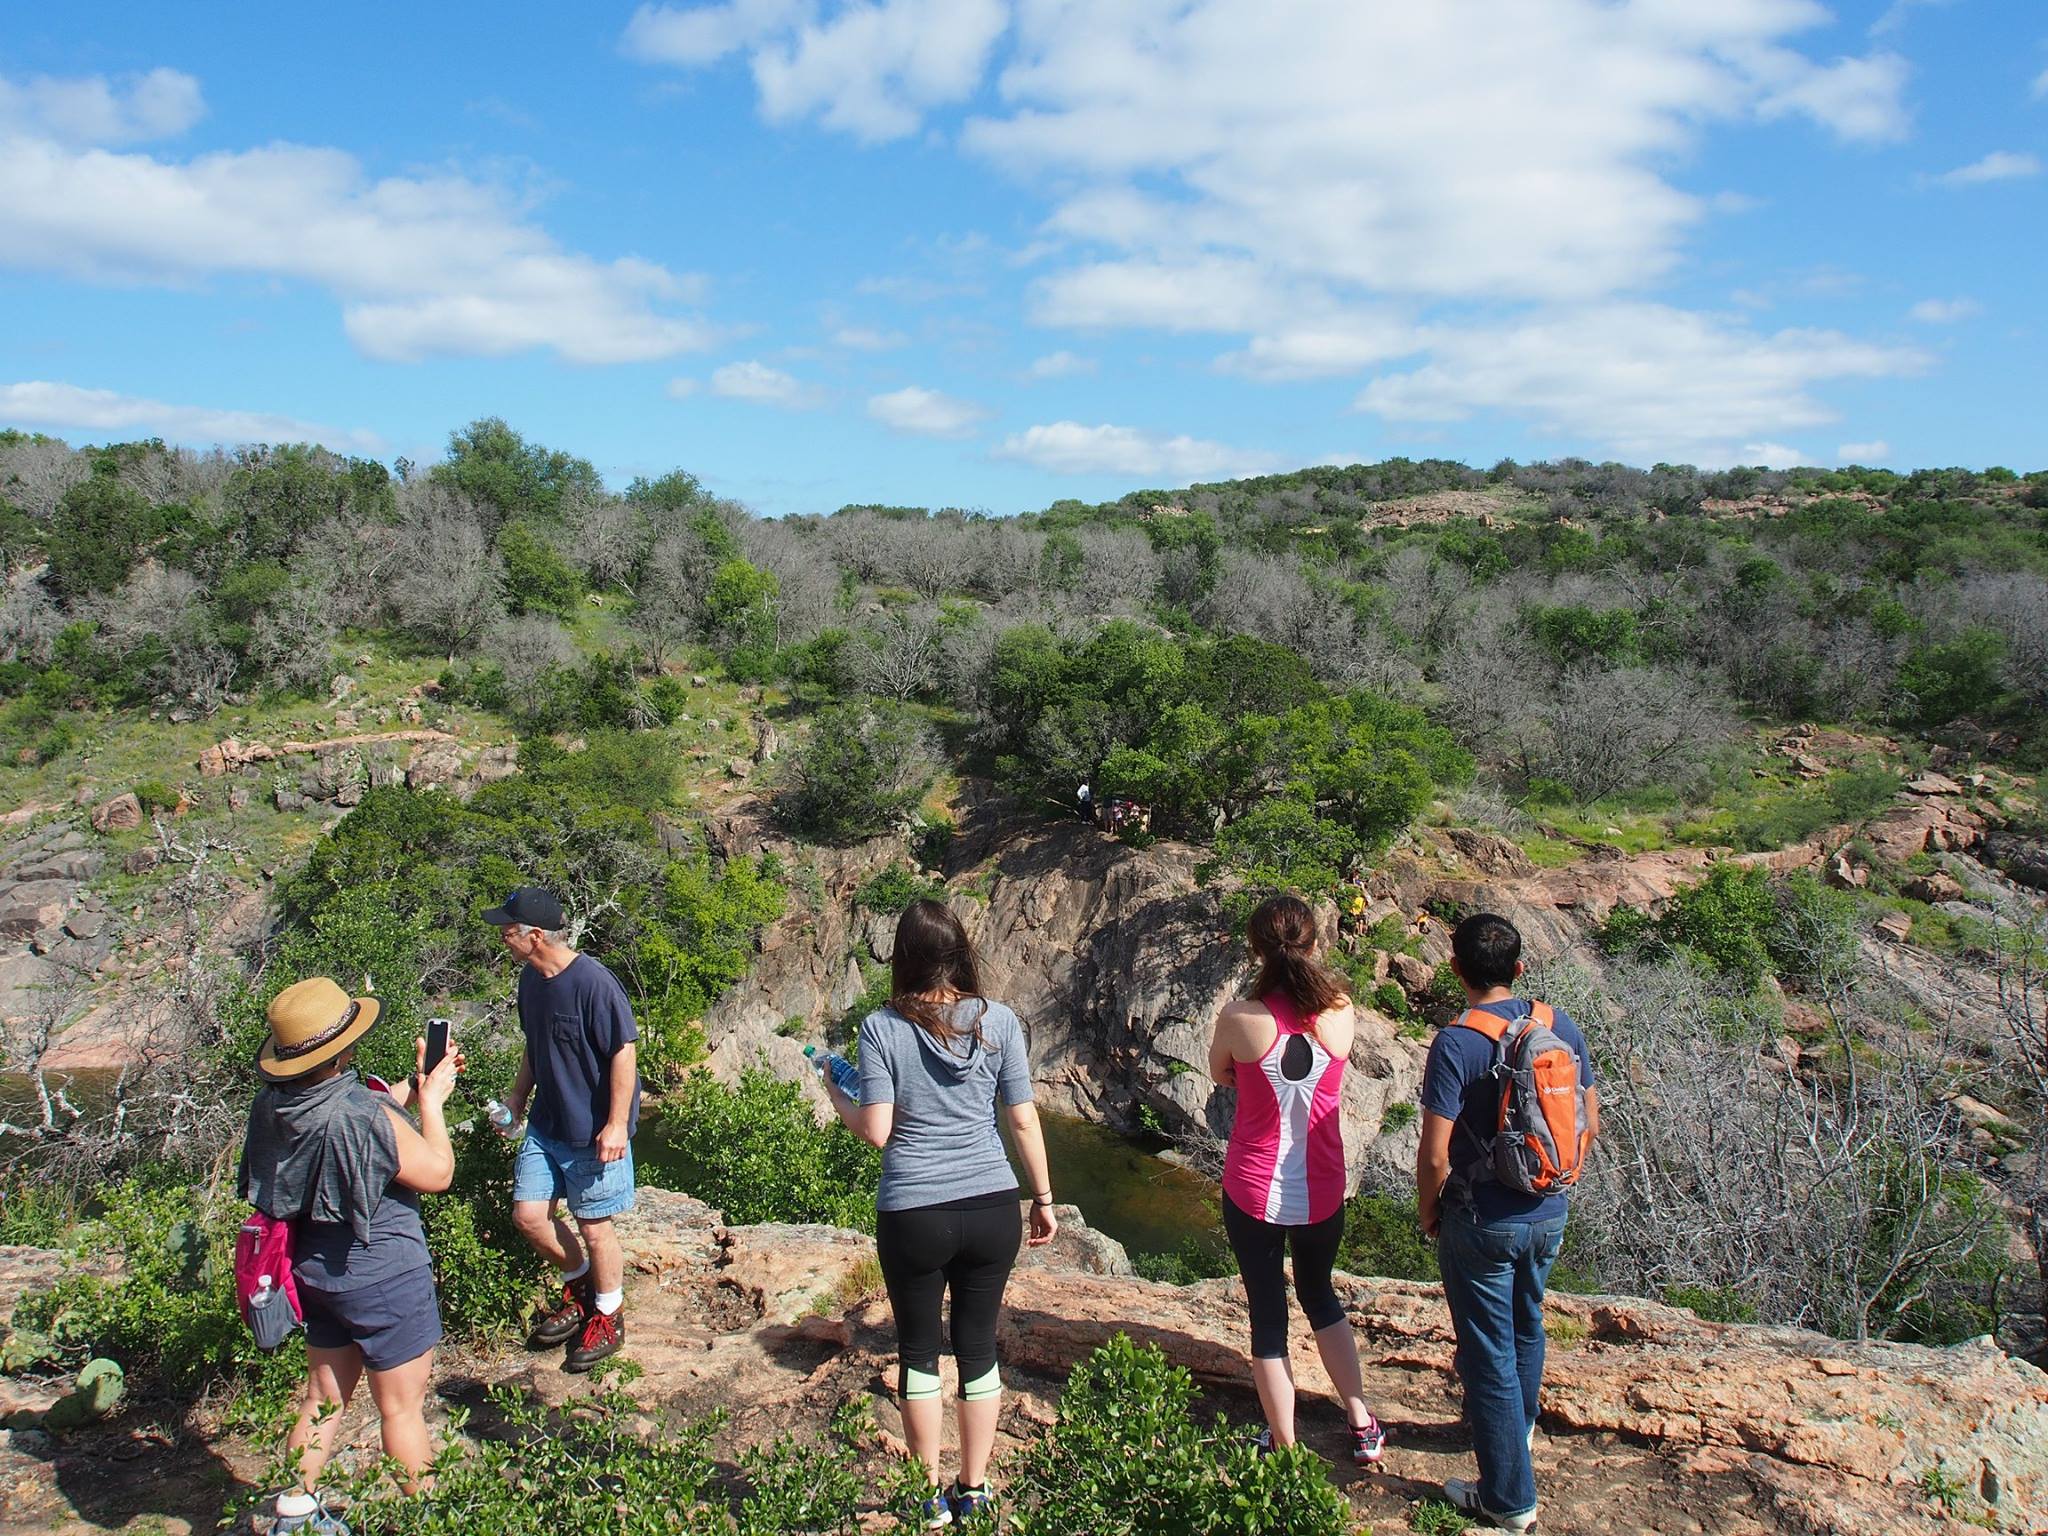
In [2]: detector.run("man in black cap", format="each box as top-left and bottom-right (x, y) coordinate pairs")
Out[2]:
(484, 886), (641, 1372)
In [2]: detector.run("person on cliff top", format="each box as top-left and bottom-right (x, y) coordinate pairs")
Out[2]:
(1209, 894), (1388, 1466)
(487, 885), (641, 1373)
(1417, 912), (1600, 1533)
(240, 977), (461, 1535)
(821, 898), (1057, 1529)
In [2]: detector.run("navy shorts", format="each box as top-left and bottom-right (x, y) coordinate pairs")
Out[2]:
(300, 1266), (443, 1370)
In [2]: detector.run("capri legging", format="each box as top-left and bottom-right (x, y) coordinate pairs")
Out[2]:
(875, 1192), (1022, 1400)
(1222, 1189), (1347, 1359)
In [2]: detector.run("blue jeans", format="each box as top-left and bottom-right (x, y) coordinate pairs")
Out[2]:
(1437, 1206), (1567, 1519)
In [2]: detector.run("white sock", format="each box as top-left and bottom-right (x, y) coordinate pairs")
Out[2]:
(594, 1288), (623, 1315)
(560, 1258), (590, 1283)
(276, 1491), (317, 1517)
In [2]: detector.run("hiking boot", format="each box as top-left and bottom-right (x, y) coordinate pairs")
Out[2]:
(1444, 1476), (1538, 1532)
(563, 1306), (625, 1373)
(1351, 1413), (1387, 1466)
(527, 1275), (592, 1349)
(271, 1494), (351, 1535)
(917, 1488), (954, 1528)
(948, 1482), (995, 1523)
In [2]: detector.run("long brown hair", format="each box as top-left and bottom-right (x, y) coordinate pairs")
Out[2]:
(890, 898), (989, 1050)
(1249, 894), (1348, 1027)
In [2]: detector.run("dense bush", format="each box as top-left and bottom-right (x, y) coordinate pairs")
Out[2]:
(776, 698), (940, 843)
(658, 1067), (880, 1229)
(1598, 863), (1859, 990)
(1006, 1334), (1354, 1536)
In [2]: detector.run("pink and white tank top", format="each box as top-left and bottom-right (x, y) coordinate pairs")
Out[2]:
(1221, 993), (1346, 1225)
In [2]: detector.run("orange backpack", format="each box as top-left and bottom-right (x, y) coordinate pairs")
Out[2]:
(1452, 1001), (1588, 1196)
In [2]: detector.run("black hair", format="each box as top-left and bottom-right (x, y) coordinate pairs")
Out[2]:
(1451, 912), (1522, 991)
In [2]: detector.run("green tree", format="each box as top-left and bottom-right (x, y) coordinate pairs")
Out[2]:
(434, 417), (602, 526)
(497, 523), (583, 617)
(45, 464), (155, 597)
(703, 557), (779, 678)
(778, 699), (939, 843)
(660, 1067), (880, 1228)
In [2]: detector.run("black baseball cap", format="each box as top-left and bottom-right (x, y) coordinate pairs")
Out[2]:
(481, 886), (564, 929)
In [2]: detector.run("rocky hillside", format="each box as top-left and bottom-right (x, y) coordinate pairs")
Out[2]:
(4, 1187), (2038, 1535)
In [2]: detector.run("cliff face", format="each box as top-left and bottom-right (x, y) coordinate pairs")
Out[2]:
(700, 796), (1429, 1190)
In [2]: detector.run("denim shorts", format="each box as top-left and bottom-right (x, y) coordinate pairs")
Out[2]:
(512, 1127), (637, 1220)
(300, 1266), (442, 1371)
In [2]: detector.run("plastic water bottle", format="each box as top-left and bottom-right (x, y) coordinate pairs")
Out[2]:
(253, 1273), (274, 1307)
(485, 1098), (518, 1133)
(804, 1046), (861, 1103)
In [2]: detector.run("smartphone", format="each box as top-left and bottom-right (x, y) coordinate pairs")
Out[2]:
(424, 1017), (452, 1075)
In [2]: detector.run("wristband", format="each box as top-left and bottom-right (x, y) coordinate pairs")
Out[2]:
(1032, 1192), (1054, 1206)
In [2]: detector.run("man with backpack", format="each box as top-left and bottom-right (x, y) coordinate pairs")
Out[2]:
(1417, 913), (1599, 1533)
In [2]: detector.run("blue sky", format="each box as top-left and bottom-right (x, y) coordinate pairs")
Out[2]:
(0, 1), (2042, 516)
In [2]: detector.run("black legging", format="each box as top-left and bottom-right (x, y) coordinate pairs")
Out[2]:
(875, 1196), (1022, 1395)
(1222, 1189), (1347, 1359)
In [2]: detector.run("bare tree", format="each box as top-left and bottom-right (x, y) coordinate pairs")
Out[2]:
(1521, 665), (1729, 802)
(631, 530), (715, 669)
(247, 580), (337, 693)
(296, 517), (405, 630)
(487, 614), (577, 718)
(567, 488), (648, 594)
(0, 574), (61, 663)
(387, 485), (503, 659)
(847, 605), (944, 701)
(0, 437), (87, 522)
(1071, 529), (1162, 615)
(1383, 543), (1471, 655)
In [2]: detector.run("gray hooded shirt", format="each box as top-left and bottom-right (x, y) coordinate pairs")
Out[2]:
(237, 1070), (428, 1291)
(857, 999), (1034, 1212)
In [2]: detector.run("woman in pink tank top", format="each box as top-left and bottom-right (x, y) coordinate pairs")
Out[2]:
(1208, 895), (1386, 1465)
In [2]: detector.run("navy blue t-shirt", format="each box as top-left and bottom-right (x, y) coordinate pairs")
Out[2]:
(518, 954), (641, 1147)
(1420, 998), (1594, 1225)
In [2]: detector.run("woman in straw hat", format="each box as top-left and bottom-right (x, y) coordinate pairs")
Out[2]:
(238, 977), (461, 1535)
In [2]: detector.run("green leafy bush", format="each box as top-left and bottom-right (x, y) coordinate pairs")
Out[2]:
(132, 779), (180, 815)
(1337, 1191), (1439, 1282)
(777, 699), (940, 844)
(1130, 1239), (1236, 1286)
(1006, 1334), (1354, 1536)
(658, 1067), (880, 1229)
(853, 865), (948, 913)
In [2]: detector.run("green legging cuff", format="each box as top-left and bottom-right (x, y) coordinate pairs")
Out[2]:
(903, 1366), (942, 1401)
(961, 1364), (1002, 1402)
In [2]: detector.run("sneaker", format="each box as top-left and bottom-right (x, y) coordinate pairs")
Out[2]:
(918, 1488), (954, 1529)
(564, 1306), (625, 1373)
(527, 1275), (592, 1349)
(1444, 1476), (1538, 1532)
(1351, 1413), (1387, 1466)
(272, 1495), (351, 1535)
(1252, 1426), (1275, 1458)
(948, 1482), (995, 1522)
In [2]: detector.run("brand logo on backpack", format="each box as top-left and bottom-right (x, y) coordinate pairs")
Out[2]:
(1453, 1001), (1588, 1196)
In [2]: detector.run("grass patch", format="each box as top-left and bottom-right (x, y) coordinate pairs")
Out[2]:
(1412, 1497), (1476, 1534)
(1519, 833), (1580, 868)
(1542, 1314), (1589, 1347)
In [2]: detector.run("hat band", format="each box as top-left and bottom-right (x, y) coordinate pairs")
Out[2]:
(274, 1000), (362, 1060)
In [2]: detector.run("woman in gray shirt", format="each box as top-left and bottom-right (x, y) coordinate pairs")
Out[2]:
(824, 899), (1056, 1529)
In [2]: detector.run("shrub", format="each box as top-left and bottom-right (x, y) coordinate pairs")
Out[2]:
(1337, 1191), (1439, 1282)
(777, 699), (940, 844)
(1130, 1239), (1236, 1286)
(658, 1067), (880, 1229)
(853, 865), (947, 913)
(1006, 1334), (1353, 1536)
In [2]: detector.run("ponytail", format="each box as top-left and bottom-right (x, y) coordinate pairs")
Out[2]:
(1248, 894), (1348, 1029)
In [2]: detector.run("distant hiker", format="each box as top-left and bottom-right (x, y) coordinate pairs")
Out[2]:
(488, 885), (641, 1373)
(240, 977), (460, 1534)
(1209, 895), (1387, 1466)
(822, 898), (1057, 1529)
(1418, 912), (1599, 1532)
(1077, 780), (1093, 821)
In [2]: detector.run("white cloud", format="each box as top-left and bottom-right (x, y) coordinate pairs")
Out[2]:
(993, 420), (1273, 479)
(1025, 349), (1095, 379)
(832, 324), (907, 350)
(630, 0), (1008, 142)
(1936, 150), (2043, 185)
(0, 380), (377, 451)
(0, 67), (203, 146)
(666, 376), (702, 398)
(1908, 296), (1981, 323)
(1354, 303), (1926, 465)
(1740, 442), (1807, 467)
(1838, 439), (1890, 462)
(0, 68), (719, 365)
(1872, 0), (1955, 37)
(1216, 314), (1421, 381)
(867, 384), (988, 437)
(711, 359), (825, 407)
(2033, 65), (2048, 100)
(622, 0), (811, 66)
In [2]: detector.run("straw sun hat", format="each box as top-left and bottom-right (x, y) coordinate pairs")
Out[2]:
(257, 976), (381, 1083)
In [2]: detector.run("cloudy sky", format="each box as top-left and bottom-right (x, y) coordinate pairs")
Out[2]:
(1, 1), (2042, 514)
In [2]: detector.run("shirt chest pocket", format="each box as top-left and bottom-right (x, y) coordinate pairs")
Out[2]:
(549, 1013), (587, 1051)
